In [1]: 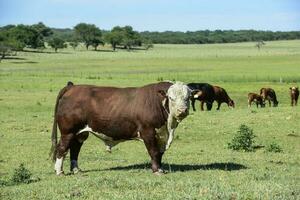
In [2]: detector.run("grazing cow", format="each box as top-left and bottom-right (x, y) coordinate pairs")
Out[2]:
(248, 93), (265, 108)
(260, 88), (279, 107)
(213, 86), (235, 110)
(290, 87), (299, 106)
(50, 81), (191, 175)
(187, 83), (215, 111)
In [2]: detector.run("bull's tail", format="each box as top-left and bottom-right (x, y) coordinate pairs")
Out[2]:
(49, 81), (74, 161)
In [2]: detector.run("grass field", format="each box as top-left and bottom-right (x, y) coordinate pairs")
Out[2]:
(0, 40), (299, 199)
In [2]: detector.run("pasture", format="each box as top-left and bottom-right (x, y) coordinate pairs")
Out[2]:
(0, 40), (299, 199)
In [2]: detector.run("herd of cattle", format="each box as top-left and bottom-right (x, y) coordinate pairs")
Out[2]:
(50, 81), (299, 176)
(188, 83), (299, 110)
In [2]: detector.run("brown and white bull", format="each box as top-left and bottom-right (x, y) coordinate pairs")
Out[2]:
(50, 81), (192, 175)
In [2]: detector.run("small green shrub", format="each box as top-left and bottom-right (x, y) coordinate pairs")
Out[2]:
(266, 141), (283, 153)
(228, 124), (256, 152)
(11, 164), (32, 184)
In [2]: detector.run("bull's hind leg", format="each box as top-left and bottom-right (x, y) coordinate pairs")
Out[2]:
(206, 101), (213, 111)
(55, 133), (74, 175)
(200, 101), (205, 111)
(70, 132), (89, 174)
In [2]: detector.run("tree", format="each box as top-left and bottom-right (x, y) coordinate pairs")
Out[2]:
(105, 26), (125, 51)
(74, 23), (102, 50)
(122, 26), (142, 50)
(30, 22), (52, 49)
(91, 38), (104, 50)
(105, 26), (143, 51)
(69, 41), (79, 50)
(0, 43), (12, 62)
(48, 37), (66, 52)
(255, 40), (265, 50)
(0, 23), (52, 51)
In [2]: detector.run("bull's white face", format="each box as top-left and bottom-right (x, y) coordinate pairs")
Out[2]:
(167, 82), (191, 121)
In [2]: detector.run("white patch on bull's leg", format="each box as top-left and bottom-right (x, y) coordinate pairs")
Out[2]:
(165, 115), (179, 151)
(54, 157), (64, 175)
(165, 129), (174, 150)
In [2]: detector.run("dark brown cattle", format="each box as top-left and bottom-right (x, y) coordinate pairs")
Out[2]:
(187, 83), (215, 111)
(213, 86), (235, 110)
(260, 88), (279, 107)
(248, 93), (265, 108)
(50, 81), (191, 175)
(290, 87), (299, 106)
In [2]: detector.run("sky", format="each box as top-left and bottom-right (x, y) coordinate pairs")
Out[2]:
(1, 0), (299, 31)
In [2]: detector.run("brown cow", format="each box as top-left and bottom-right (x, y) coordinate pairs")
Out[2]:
(248, 93), (265, 108)
(50, 81), (191, 175)
(260, 88), (278, 107)
(290, 86), (299, 106)
(213, 86), (235, 110)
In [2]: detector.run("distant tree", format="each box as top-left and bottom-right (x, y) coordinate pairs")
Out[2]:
(69, 41), (79, 50)
(105, 26), (143, 51)
(0, 23), (52, 51)
(48, 37), (66, 52)
(122, 26), (142, 50)
(91, 38), (104, 50)
(142, 38), (153, 50)
(255, 40), (265, 50)
(0, 43), (12, 62)
(105, 26), (124, 51)
(74, 23), (102, 50)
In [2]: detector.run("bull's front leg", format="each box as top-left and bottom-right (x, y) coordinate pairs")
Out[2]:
(141, 128), (164, 175)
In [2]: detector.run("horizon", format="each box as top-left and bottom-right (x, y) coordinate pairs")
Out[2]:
(1, 0), (300, 32)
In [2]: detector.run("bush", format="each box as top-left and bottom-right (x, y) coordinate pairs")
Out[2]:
(11, 164), (32, 184)
(228, 124), (256, 152)
(266, 141), (283, 153)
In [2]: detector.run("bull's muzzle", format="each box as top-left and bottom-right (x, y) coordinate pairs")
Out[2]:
(176, 107), (189, 119)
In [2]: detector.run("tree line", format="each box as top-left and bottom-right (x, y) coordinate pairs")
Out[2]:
(1, 22), (300, 61)
(141, 30), (300, 44)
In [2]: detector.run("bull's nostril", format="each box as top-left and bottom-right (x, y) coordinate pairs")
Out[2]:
(178, 108), (188, 115)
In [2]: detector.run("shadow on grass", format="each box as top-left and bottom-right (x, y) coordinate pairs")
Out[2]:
(95, 49), (115, 52)
(2, 57), (26, 60)
(10, 61), (38, 64)
(22, 49), (72, 54)
(84, 162), (247, 173)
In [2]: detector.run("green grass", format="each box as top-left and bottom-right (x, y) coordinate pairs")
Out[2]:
(0, 40), (300, 199)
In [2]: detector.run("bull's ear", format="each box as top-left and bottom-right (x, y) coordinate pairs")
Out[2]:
(190, 89), (201, 98)
(158, 90), (167, 98)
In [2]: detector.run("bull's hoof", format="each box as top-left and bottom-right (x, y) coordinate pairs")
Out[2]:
(153, 169), (165, 176)
(153, 171), (164, 176)
(72, 167), (82, 174)
(56, 171), (65, 176)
